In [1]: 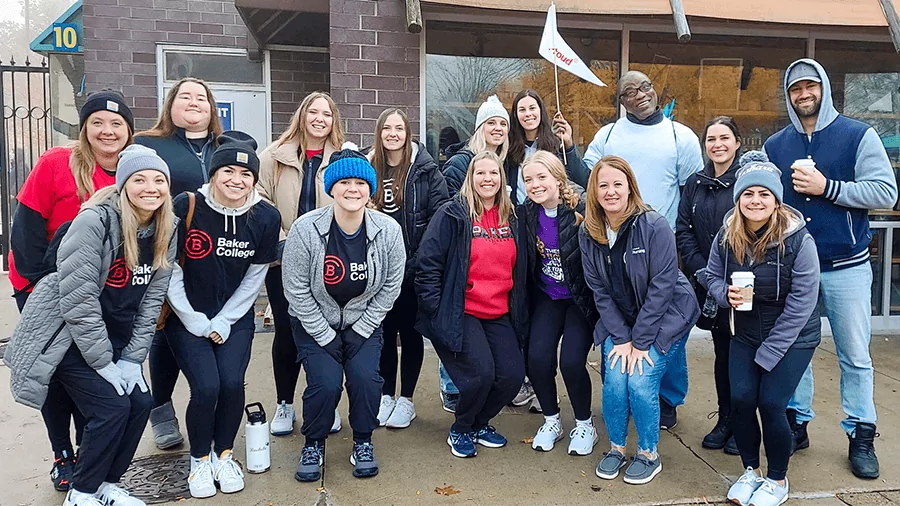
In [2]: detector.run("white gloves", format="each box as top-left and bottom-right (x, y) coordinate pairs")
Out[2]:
(116, 360), (148, 395)
(96, 362), (128, 396)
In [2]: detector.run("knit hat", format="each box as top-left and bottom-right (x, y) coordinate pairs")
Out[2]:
(733, 151), (783, 204)
(474, 95), (510, 132)
(324, 142), (377, 197)
(786, 61), (822, 88)
(209, 131), (260, 182)
(116, 145), (170, 191)
(79, 90), (134, 133)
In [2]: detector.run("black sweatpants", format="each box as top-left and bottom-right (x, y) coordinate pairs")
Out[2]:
(433, 314), (525, 434)
(269, 267), (302, 404)
(16, 291), (86, 454)
(730, 340), (814, 481)
(291, 317), (383, 443)
(54, 346), (152, 494)
(711, 322), (732, 415)
(527, 291), (594, 420)
(380, 281), (424, 398)
(166, 320), (254, 458)
(149, 330), (182, 408)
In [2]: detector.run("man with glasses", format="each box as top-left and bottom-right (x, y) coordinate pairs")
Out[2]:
(583, 70), (703, 430)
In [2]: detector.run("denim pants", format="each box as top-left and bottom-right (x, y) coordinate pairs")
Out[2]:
(602, 335), (688, 453)
(658, 337), (688, 408)
(787, 262), (876, 434)
(439, 361), (459, 394)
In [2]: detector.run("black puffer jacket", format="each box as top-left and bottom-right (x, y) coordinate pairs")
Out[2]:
(441, 141), (520, 199)
(414, 197), (528, 352)
(676, 158), (739, 330)
(521, 199), (597, 327)
(135, 129), (217, 198)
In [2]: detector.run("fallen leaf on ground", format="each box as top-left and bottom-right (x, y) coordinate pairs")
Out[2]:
(416, 490), (421, 495)
(521, 437), (534, 444)
(435, 484), (461, 496)
(590, 484), (603, 492)
(581, 470), (586, 477)
(702, 497), (709, 504)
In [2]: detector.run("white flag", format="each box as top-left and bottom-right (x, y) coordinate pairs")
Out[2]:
(539, 4), (606, 87)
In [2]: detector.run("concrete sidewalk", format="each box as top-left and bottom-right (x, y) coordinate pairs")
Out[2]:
(1, 290), (899, 505)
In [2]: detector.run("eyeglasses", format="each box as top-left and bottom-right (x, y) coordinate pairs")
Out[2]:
(620, 82), (653, 100)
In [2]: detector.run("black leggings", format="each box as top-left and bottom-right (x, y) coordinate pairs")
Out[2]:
(527, 291), (594, 420)
(268, 266), (301, 404)
(711, 322), (732, 414)
(729, 340), (814, 481)
(380, 281), (424, 398)
(149, 330), (181, 408)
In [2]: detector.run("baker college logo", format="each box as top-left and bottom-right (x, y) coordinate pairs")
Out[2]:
(185, 229), (213, 259)
(324, 255), (366, 285)
(106, 259), (153, 288)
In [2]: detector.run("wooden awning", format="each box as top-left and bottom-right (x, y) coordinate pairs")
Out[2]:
(421, 0), (891, 26)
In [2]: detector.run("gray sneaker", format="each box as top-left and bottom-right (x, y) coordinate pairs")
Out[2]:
(350, 442), (379, 478)
(727, 467), (765, 506)
(747, 478), (788, 506)
(595, 449), (627, 479)
(295, 443), (324, 482)
(623, 454), (662, 485)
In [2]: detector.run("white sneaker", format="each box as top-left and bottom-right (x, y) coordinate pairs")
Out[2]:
(377, 395), (396, 427)
(532, 416), (564, 451)
(270, 401), (296, 436)
(188, 455), (216, 499)
(63, 489), (104, 506)
(385, 397), (417, 429)
(568, 420), (599, 456)
(747, 478), (789, 506)
(330, 408), (342, 433)
(727, 467), (765, 506)
(511, 379), (536, 406)
(96, 482), (145, 506)
(212, 450), (245, 494)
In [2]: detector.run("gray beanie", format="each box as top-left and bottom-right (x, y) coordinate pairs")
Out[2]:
(116, 144), (170, 191)
(733, 151), (783, 204)
(786, 61), (822, 88)
(475, 95), (509, 132)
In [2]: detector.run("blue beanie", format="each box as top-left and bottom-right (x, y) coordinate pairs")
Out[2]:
(324, 142), (377, 197)
(733, 151), (783, 204)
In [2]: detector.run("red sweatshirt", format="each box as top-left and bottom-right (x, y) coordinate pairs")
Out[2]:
(464, 205), (517, 319)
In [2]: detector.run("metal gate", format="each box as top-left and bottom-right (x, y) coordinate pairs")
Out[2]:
(0, 56), (51, 270)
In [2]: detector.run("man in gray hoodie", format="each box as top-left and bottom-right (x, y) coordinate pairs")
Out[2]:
(763, 58), (897, 479)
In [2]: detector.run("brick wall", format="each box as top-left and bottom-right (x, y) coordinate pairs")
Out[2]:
(270, 50), (331, 138)
(82, 0), (248, 131)
(329, 0), (420, 146)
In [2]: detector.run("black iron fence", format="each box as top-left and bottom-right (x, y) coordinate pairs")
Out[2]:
(1, 57), (51, 271)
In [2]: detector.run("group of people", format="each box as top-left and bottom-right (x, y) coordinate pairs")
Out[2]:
(3, 56), (894, 506)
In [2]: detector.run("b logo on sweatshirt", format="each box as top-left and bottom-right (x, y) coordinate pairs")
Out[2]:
(106, 259), (153, 288)
(185, 229), (213, 259)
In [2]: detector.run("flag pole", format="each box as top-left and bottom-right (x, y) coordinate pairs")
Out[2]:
(550, 3), (566, 164)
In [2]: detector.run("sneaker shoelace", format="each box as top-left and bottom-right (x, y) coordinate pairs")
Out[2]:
(757, 479), (779, 497)
(478, 425), (497, 437)
(274, 403), (291, 421)
(539, 419), (561, 435)
(450, 431), (474, 446)
(569, 423), (592, 440)
(216, 454), (244, 481)
(190, 459), (214, 482)
(394, 400), (414, 418)
(301, 445), (323, 466)
(736, 468), (762, 486)
(354, 443), (375, 463)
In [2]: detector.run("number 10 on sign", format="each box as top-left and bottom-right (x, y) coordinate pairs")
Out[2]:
(52, 23), (79, 52)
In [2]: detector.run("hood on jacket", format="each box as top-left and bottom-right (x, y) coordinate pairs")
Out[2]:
(722, 204), (805, 247)
(198, 183), (262, 234)
(700, 155), (741, 185)
(444, 141), (471, 159)
(784, 59), (839, 135)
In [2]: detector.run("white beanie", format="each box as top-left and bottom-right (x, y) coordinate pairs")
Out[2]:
(475, 95), (510, 131)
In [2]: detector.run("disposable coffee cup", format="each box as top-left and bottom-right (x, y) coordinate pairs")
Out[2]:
(731, 271), (755, 311)
(793, 158), (815, 171)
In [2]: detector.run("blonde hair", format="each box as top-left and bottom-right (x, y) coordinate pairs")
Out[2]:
(723, 198), (792, 263)
(522, 150), (580, 209)
(83, 185), (174, 271)
(136, 77), (223, 139)
(584, 156), (651, 245)
(69, 126), (134, 202)
(466, 120), (509, 163)
(275, 91), (344, 156)
(460, 151), (515, 225)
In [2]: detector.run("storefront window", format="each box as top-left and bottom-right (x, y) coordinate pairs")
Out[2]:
(424, 22), (618, 166)
(629, 32), (807, 151)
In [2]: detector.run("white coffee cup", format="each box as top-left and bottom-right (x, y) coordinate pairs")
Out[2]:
(731, 271), (755, 311)
(793, 158), (816, 171)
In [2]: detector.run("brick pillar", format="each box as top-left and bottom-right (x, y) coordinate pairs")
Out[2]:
(329, 0), (421, 146)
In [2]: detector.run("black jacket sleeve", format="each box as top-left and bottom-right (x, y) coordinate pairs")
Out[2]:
(415, 207), (452, 318)
(675, 178), (706, 278)
(442, 155), (468, 198)
(10, 204), (50, 283)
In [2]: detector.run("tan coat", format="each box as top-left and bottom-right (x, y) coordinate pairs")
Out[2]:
(257, 138), (338, 239)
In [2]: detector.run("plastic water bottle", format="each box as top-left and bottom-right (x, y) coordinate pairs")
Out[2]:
(244, 403), (270, 473)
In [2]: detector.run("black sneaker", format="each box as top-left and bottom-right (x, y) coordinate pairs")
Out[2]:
(702, 413), (732, 449)
(441, 391), (459, 413)
(848, 422), (879, 479)
(786, 409), (809, 455)
(659, 398), (677, 430)
(50, 450), (76, 491)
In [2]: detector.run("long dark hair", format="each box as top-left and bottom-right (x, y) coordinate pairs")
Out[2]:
(508, 90), (559, 167)
(137, 77), (223, 139)
(702, 116), (743, 163)
(370, 108), (413, 209)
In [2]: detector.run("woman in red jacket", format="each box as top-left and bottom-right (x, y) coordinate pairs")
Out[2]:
(9, 90), (134, 492)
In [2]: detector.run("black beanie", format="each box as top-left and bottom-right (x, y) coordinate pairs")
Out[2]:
(79, 90), (134, 132)
(209, 131), (260, 182)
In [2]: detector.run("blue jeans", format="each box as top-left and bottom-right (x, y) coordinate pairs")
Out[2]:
(787, 262), (876, 434)
(602, 335), (687, 454)
(439, 361), (459, 394)
(659, 337), (688, 407)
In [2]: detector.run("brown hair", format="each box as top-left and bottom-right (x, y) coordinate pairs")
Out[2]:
(508, 90), (559, 167)
(136, 78), (223, 139)
(521, 150), (580, 209)
(723, 194), (792, 263)
(370, 108), (412, 210)
(460, 151), (515, 225)
(69, 125), (134, 202)
(584, 156), (651, 245)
